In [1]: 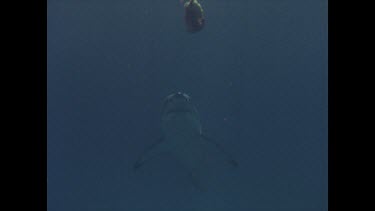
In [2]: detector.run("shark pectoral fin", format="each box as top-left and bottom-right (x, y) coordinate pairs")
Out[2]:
(200, 134), (239, 167)
(134, 137), (168, 171)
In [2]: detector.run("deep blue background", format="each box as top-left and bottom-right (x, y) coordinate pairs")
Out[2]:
(48, 0), (327, 210)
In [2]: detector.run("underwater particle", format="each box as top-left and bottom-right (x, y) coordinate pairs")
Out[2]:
(183, 0), (205, 33)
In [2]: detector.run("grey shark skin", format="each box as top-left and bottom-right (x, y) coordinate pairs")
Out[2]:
(134, 92), (238, 190)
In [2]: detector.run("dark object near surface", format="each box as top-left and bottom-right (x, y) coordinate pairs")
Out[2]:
(184, 0), (205, 33)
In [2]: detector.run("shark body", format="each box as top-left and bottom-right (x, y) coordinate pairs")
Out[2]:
(134, 92), (238, 190)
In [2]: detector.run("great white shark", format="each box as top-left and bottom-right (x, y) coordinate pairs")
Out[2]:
(134, 92), (238, 190)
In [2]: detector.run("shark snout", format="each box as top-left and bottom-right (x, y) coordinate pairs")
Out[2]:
(165, 92), (191, 102)
(175, 92), (190, 100)
(162, 92), (194, 115)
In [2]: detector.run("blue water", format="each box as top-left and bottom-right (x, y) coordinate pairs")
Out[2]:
(47, 0), (328, 210)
